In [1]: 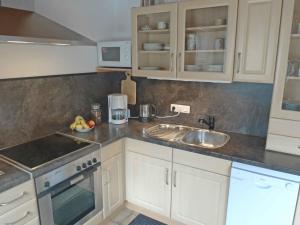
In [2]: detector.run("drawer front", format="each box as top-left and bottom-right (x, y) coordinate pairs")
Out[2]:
(173, 149), (232, 176)
(0, 199), (39, 225)
(268, 118), (300, 138)
(0, 180), (35, 216)
(125, 138), (172, 161)
(267, 134), (300, 155)
(101, 139), (124, 162)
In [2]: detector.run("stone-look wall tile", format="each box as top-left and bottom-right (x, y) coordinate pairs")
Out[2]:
(0, 73), (122, 148)
(133, 78), (273, 137)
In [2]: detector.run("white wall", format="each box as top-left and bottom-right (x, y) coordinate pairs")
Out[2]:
(1, 0), (35, 11)
(0, 44), (97, 79)
(35, 0), (140, 41)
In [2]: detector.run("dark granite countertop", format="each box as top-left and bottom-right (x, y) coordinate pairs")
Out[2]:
(0, 158), (31, 193)
(63, 120), (300, 176)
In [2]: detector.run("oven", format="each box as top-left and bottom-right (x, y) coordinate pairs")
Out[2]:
(35, 151), (102, 225)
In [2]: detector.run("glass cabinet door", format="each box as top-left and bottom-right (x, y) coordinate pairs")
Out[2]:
(272, 0), (300, 120)
(177, 0), (237, 82)
(132, 4), (177, 79)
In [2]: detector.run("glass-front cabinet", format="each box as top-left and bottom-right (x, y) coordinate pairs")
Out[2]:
(132, 4), (178, 79)
(177, 0), (238, 82)
(271, 0), (300, 120)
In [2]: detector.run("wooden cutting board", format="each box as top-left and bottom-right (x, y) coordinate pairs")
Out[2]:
(121, 72), (136, 105)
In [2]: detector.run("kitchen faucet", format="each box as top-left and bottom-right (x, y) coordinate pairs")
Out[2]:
(199, 115), (215, 130)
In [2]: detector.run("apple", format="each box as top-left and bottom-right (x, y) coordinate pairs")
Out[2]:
(87, 120), (95, 128)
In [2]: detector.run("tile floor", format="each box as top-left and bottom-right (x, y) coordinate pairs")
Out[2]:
(105, 208), (139, 225)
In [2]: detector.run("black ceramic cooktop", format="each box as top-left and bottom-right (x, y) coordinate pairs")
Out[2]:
(0, 134), (91, 169)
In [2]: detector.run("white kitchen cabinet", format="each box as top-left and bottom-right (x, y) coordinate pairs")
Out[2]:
(267, 0), (300, 155)
(102, 153), (125, 218)
(171, 163), (229, 225)
(177, 0), (238, 82)
(126, 151), (172, 217)
(132, 3), (178, 79)
(233, 0), (282, 83)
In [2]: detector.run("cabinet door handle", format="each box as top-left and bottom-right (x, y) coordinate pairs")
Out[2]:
(165, 168), (169, 185)
(173, 171), (177, 188)
(170, 53), (174, 72)
(237, 52), (242, 73)
(4, 211), (31, 225)
(298, 145), (300, 149)
(178, 53), (182, 72)
(0, 192), (27, 206)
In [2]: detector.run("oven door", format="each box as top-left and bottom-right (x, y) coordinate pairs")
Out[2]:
(38, 164), (102, 225)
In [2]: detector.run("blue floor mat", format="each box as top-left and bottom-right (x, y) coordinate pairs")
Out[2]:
(129, 214), (166, 225)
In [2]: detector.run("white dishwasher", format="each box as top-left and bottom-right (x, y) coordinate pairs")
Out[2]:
(226, 162), (300, 225)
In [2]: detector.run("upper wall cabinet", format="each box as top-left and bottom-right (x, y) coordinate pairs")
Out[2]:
(267, 0), (300, 155)
(271, 0), (300, 121)
(233, 0), (282, 83)
(132, 4), (178, 79)
(177, 0), (238, 82)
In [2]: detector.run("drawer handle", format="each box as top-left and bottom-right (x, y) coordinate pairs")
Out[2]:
(0, 191), (27, 206)
(298, 146), (300, 149)
(4, 211), (31, 225)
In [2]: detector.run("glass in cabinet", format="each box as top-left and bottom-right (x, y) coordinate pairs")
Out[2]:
(132, 4), (177, 79)
(177, 0), (238, 82)
(271, 0), (300, 120)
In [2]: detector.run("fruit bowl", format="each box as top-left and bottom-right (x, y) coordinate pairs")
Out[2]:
(75, 127), (94, 133)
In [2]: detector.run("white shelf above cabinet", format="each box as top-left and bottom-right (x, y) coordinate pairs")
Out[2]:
(139, 50), (170, 54)
(291, 34), (300, 38)
(138, 29), (170, 34)
(186, 25), (227, 32)
(185, 49), (226, 53)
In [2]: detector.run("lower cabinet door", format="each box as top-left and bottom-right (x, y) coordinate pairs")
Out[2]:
(171, 163), (229, 225)
(103, 153), (124, 218)
(126, 151), (172, 217)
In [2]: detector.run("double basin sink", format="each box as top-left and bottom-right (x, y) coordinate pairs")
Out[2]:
(143, 124), (230, 149)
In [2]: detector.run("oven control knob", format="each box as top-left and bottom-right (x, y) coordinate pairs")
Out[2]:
(44, 181), (50, 188)
(87, 160), (92, 166)
(76, 165), (82, 171)
(82, 163), (87, 169)
(92, 158), (97, 163)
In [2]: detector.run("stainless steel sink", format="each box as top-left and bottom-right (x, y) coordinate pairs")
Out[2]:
(143, 124), (193, 142)
(179, 129), (230, 149)
(143, 124), (230, 149)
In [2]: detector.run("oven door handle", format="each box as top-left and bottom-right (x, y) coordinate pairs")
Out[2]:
(38, 163), (100, 197)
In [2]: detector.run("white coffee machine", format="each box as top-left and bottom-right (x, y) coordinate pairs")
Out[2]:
(108, 94), (128, 125)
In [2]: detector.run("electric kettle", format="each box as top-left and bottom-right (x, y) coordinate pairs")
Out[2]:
(139, 104), (156, 122)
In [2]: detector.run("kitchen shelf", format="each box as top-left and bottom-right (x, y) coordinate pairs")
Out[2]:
(186, 25), (227, 32)
(139, 50), (170, 54)
(139, 29), (170, 34)
(96, 67), (132, 73)
(291, 34), (300, 38)
(287, 76), (300, 80)
(185, 49), (226, 53)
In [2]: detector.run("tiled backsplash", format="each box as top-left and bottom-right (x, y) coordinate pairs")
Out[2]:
(132, 78), (273, 137)
(0, 73), (122, 148)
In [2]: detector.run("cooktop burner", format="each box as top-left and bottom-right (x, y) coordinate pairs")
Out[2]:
(0, 133), (91, 169)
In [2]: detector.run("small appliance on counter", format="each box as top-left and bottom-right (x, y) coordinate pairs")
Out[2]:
(108, 94), (129, 125)
(139, 104), (156, 122)
(97, 41), (131, 68)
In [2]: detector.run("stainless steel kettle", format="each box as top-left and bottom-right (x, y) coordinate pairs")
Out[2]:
(139, 104), (156, 122)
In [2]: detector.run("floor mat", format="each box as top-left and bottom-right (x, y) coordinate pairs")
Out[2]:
(129, 214), (166, 225)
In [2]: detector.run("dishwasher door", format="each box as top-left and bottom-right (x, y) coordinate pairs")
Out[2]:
(226, 163), (300, 225)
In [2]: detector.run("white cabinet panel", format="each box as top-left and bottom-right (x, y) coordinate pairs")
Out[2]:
(103, 153), (125, 218)
(171, 163), (229, 225)
(0, 180), (35, 216)
(234, 0), (282, 83)
(126, 151), (172, 217)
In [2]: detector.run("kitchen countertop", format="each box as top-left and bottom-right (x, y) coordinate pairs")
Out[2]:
(0, 158), (31, 194)
(63, 120), (300, 176)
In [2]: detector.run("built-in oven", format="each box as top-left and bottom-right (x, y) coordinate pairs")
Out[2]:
(35, 151), (102, 225)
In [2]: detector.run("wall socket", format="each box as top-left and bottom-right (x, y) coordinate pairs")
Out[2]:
(171, 104), (190, 114)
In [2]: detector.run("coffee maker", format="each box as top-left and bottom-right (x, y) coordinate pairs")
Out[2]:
(108, 94), (128, 125)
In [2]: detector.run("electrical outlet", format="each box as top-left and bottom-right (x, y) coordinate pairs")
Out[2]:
(171, 104), (190, 114)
